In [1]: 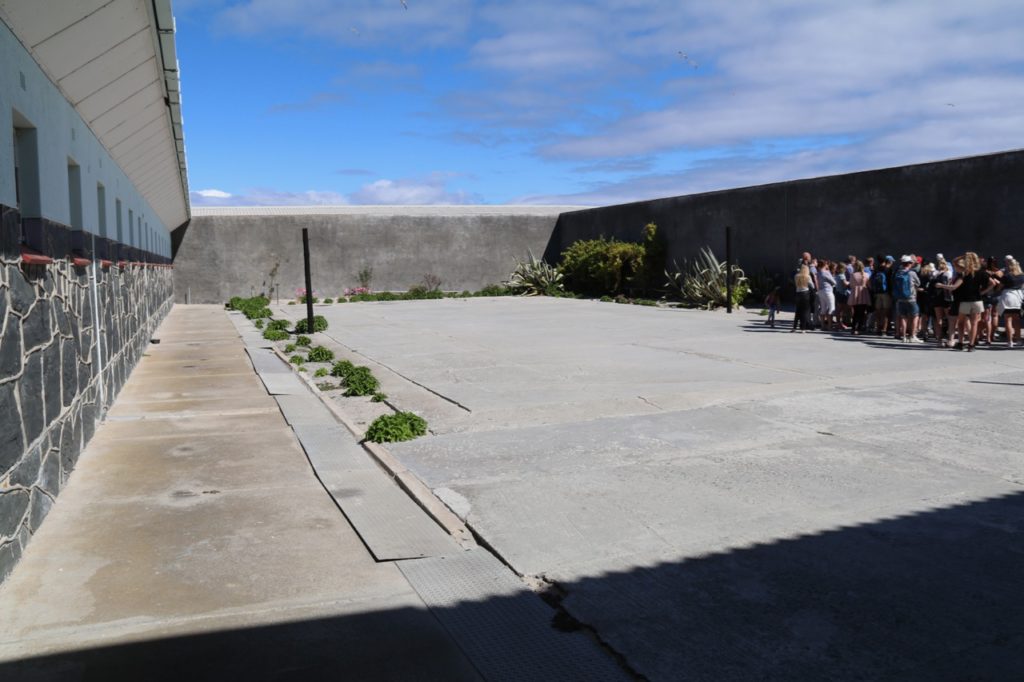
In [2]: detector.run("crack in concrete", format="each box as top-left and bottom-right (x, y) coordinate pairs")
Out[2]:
(636, 395), (663, 411)
(325, 333), (473, 413)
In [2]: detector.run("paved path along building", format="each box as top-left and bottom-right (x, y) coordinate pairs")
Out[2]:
(0, 305), (628, 680)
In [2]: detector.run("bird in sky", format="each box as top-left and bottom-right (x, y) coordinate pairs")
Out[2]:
(677, 51), (699, 68)
(400, 0), (408, 9)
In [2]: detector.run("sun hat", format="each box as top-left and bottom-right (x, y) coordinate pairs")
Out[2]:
(900, 255), (913, 264)
(885, 255), (895, 262)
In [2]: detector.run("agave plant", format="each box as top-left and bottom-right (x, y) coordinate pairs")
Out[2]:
(505, 251), (565, 296)
(665, 246), (748, 309)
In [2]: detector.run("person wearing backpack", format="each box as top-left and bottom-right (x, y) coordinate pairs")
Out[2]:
(894, 255), (923, 342)
(871, 258), (893, 335)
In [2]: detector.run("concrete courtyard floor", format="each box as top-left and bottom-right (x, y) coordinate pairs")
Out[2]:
(275, 296), (1024, 680)
(0, 306), (484, 680)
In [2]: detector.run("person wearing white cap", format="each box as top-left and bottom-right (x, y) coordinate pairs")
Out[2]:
(893, 255), (922, 342)
(997, 258), (1024, 347)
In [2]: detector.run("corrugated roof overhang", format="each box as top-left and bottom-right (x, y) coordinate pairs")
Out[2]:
(0, 0), (190, 229)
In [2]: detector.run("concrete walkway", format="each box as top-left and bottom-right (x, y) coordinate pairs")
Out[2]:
(0, 306), (481, 680)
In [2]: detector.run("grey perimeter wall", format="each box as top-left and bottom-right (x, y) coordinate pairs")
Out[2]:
(547, 150), (1024, 277)
(173, 211), (562, 304)
(1, 206), (173, 582)
(174, 150), (1024, 305)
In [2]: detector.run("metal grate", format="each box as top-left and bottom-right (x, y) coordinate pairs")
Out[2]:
(327, 470), (458, 561)
(274, 394), (335, 426)
(290, 423), (378, 475)
(400, 549), (629, 682)
(246, 348), (291, 375)
(258, 373), (307, 396)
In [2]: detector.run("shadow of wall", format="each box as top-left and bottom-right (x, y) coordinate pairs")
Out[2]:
(4, 490), (1022, 680)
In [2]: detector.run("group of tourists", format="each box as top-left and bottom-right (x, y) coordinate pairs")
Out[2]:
(763, 251), (1024, 351)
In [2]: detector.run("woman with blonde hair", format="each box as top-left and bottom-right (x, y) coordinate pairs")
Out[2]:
(997, 258), (1024, 347)
(937, 252), (991, 351)
(792, 265), (813, 332)
(929, 257), (954, 347)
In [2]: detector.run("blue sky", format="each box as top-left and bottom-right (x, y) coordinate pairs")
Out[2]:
(176, 0), (1024, 207)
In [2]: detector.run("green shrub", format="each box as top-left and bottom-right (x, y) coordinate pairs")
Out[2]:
(267, 319), (290, 331)
(405, 285), (444, 300)
(288, 301), (296, 305)
(343, 366), (379, 397)
(558, 222), (665, 297)
(331, 360), (356, 378)
(263, 328), (289, 341)
(254, 319), (264, 329)
(329, 357), (379, 396)
(357, 266), (374, 289)
(227, 295), (272, 320)
(365, 412), (428, 443)
(505, 250), (564, 296)
(284, 343), (296, 353)
(371, 392), (388, 402)
(289, 354), (305, 365)
(323, 298), (334, 304)
(476, 284), (511, 297)
(295, 335), (312, 347)
(307, 346), (334, 363)
(316, 381), (339, 391)
(665, 246), (749, 310)
(600, 295), (613, 302)
(559, 237), (645, 296)
(294, 315), (328, 333)
(314, 368), (329, 378)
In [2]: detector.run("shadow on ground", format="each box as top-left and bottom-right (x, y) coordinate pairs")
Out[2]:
(3, 492), (1022, 681)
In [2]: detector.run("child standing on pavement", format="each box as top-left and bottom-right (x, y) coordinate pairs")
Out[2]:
(764, 286), (781, 328)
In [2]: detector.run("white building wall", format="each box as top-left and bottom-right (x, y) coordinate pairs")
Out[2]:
(0, 20), (170, 256)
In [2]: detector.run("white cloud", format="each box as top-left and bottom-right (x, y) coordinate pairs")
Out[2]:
(190, 188), (348, 206)
(518, 1), (1024, 164)
(213, 0), (475, 49)
(188, 173), (477, 207)
(195, 188), (231, 198)
(349, 172), (480, 205)
(197, 0), (1024, 204)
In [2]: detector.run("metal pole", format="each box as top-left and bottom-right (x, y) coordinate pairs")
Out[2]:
(302, 228), (314, 333)
(725, 225), (733, 314)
